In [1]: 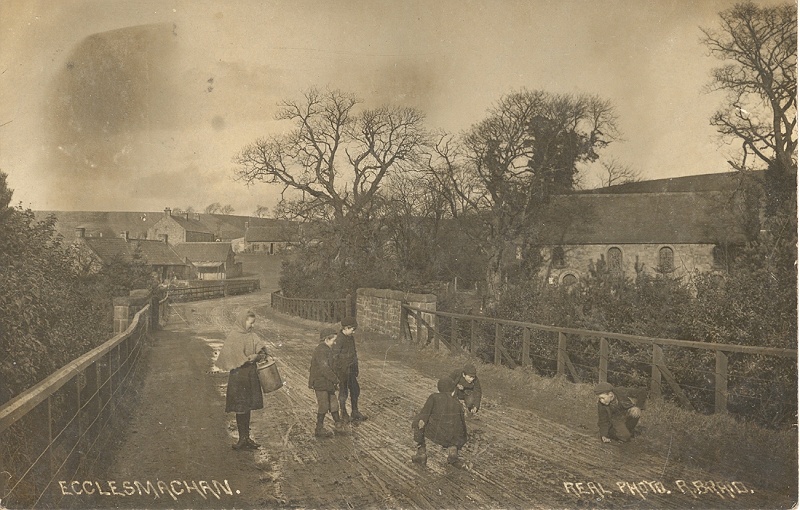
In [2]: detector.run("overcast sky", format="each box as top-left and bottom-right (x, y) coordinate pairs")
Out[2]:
(0, 0), (771, 214)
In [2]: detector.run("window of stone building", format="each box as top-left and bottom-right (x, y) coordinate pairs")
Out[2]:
(552, 246), (566, 268)
(712, 244), (737, 270)
(658, 246), (675, 272)
(607, 247), (623, 276)
(561, 273), (578, 287)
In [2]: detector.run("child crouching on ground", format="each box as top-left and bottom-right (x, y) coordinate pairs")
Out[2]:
(594, 382), (647, 443)
(411, 377), (468, 466)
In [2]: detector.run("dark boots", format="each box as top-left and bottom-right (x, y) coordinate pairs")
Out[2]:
(447, 446), (462, 466)
(233, 412), (259, 450)
(350, 398), (367, 422)
(411, 445), (427, 465)
(314, 413), (333, 438)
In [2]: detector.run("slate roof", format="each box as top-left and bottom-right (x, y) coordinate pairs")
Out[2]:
(245, 225), (299, 243)
(81, 237), (131, 262)
(173, 242), (233, 262)
(168, 215), (214, 234)
(133, 240), (186, 266)
(80, 238), (185, 266)
(580, 171), (764, 194)
(35, 211), (161, 240)
(537, 191), (748, 245)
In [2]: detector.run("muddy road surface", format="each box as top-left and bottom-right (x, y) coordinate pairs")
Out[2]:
(98, 293), (790, 509)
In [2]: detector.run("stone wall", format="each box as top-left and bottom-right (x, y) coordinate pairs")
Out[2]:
(540, 242), (719, 284)
(356, 288), (436, 342)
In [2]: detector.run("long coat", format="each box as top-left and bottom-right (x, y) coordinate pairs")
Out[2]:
(332, 331), (358, 379)
(414, 378), (467, 448)
(309, 342), (339, 392)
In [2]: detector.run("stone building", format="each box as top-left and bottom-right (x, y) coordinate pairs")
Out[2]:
(147, 208), (215, 245)
(534, 172), (755, 286)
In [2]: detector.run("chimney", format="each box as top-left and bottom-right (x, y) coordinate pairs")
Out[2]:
(75, 227), (85, 238)
(160, 234), (169, 244)
(244, 221), (249, 229)
(119, 231), (129, 241)
(164, 207), (172, 217)
(185, 212), (190, 221)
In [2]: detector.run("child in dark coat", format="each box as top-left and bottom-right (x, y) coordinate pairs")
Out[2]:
(449, 363), (482, 414)
(309, 328), (347, 438)
(332, 316), (366, 422)
(594, 382), (647, 443)
(411, 377), (468, 466)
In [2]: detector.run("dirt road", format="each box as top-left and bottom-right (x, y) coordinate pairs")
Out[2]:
(96, 292), (790, 509)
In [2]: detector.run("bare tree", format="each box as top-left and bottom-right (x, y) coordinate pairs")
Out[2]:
(701, 2), (797, 177)
(204, 202), (222, 214)
(253, 205), (271, 218)
(234, 88), (428, 264)
(220, 204), (235, 215)
(596, 158), (642, 188)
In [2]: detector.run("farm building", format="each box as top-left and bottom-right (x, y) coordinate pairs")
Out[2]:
(173, 242), (242, 280)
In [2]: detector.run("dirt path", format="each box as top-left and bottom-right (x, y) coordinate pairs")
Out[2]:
(99, 292), (789, 509)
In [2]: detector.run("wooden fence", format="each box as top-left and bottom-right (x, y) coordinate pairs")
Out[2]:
(271, 291), (352, 323)
(167, 278), (260, 302)
(0, 302), (154, 508)
(401, 304), (797, 418)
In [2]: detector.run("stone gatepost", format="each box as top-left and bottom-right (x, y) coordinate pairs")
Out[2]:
(113, 289), (152, 334)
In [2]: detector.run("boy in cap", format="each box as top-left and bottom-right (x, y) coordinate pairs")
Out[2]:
(594, 382), (647, 443)
(333, 316), (367, 422)
(450, 363), (482, 414)
(309, 328), (347, 438)
(411, 376), (468, 466)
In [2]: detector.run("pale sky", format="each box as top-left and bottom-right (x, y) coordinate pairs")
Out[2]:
(0, 0), (769, 214)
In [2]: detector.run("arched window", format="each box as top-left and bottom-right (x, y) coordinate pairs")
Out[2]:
(552, 246), (566, 268)
(607, 247), (623, 276)
(658, 246), (675, 272)
(561, 273), (578, 287)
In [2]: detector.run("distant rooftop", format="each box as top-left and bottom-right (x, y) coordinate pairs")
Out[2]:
(580, 170), (764, 195)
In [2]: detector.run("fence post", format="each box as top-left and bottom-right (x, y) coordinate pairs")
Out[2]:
(522, 327), (530, 367)
(494, 323), (502, 366)
(557, 332), (566, 377)
(599, 338), (609, 383)
(715, 350), (728, 414)
(346, 294), (353, 318)
(451, 317), (458, 350)
(470, 319), (476, 353)
(432, 320), (439, 351)
(416, 314), (423, 345)
(651, 344), (663, 400)
(400, 304), (409, 343)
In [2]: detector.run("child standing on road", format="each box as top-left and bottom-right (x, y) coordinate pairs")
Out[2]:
(333, 317), (367, 422)
(309, 328), (347, 438)
(594, 382), (647, 443)
(411, 376), (468, 466)
(216, 310), (269, 450)
(450, 363), (482, 414)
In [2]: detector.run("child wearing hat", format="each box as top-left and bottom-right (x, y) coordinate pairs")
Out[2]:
(309, 328), (347, 438)
(450, 364), (482, 414)
(594, 382), (647, 443)
(333, 316), (366, 422)
(411, 376), (468, 466)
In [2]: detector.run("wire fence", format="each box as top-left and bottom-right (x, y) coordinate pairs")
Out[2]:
(0, 302), (154, 508)
(401, 304), (798, 427)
